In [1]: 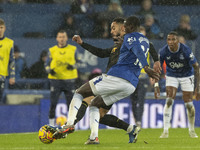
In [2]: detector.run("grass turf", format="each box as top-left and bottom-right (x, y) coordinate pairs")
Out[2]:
(0, 128), (200, 150)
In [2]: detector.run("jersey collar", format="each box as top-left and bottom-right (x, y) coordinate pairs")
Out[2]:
(57, 44), (68, 48)
(0, 36), (5, 40)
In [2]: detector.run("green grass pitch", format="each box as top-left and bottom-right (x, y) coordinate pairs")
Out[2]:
(0, 128), (200, 150)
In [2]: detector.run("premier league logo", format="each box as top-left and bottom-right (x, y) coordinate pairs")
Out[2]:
(127, 37), (136, 45)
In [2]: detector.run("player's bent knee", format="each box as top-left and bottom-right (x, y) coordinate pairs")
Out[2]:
(99, 108), (109, 118)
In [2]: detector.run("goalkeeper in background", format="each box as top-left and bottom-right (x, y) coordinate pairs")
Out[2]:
(45, 30), (79, 126)
(0, 18), (15, 103)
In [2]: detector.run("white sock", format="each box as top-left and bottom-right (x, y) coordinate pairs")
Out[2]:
(49, 118), (55, 126)
(67, 93), (83, 125)
(89, 106), (100, 140)
(127, 125), (133, 133)
(185, 102), (195, 131)
(163, 98), (174, 132)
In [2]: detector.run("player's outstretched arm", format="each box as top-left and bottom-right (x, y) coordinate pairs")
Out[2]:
(193, 62), (200, 100)
(72, 35), (111, 58)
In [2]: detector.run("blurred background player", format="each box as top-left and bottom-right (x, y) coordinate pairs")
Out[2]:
(155, 31), (200, 138)
(130, 25), (160, 128)
(45, 30), (79, 126)
(0, 18), (15, 103)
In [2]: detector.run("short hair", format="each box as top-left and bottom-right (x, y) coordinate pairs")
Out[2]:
(125, 15), (140, 28)
(168, 31), (178, 36)
(57, 30), (67, 34)
(112, 17), (125, 24)
(0, 18), (5, 25)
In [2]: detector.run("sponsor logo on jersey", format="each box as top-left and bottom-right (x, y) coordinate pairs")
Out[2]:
(111, 47), (117, 53)
(169, 62), (184, 69)
(59, 51), (66, 55)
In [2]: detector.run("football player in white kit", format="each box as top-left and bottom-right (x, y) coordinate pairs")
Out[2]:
(155, 31), (200, 138)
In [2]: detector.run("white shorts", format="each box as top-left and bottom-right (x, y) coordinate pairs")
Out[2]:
(166, 75), (194, 92)
(89, 74), (135, 106)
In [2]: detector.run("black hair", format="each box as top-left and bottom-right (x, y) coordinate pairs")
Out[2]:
(57, 29), (67, 34)
(126, 15), (140, 28)
(168, 31), (178, 36)
(113, 17), (125, 24)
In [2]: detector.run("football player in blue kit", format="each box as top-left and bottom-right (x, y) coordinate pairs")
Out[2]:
(154, 31), (200, 138)
(51, 16), (160, 144)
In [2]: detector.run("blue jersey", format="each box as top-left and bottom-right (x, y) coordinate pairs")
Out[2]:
(107, 32), (149, 87)
(159, 43), (197, 77)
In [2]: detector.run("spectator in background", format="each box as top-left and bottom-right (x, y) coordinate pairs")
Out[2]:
(14, 45), (27, 79)
(88, 68), (102, 80)
(70, 0), (94, 15)
(174, 14), (197, 40)
(136, 0), (156, 24)
(143, 14), (162, 39)
(58, 14), (80, 38)
(178, 35), (186, 44)
(29, 50), (48, 79)
(94, 0), (124, 38)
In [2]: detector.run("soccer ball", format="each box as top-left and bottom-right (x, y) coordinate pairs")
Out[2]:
(38, 125), (55, 144)
(56, 116), (67, 126)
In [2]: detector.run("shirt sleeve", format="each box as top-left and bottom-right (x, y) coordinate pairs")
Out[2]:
(124, 35), (148, 67)
(81, 42), (111, 58)
(185, 47), (197, 65)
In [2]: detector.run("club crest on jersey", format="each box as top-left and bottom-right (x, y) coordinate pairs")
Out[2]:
(179, 53), (184, 60)
(127, 37), (136, 45)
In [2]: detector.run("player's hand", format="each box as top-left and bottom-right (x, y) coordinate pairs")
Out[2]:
(194, 88), (200, 100)
(50, 69), (56, 75)
(9, 78), (15, 85)
(144, 66), (160, 81)
(66, 64), (74, 70)
(153, 61), (162, 74)
(72, 35), (83, 45)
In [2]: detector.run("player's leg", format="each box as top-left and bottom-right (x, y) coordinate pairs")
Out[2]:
(130, 87), (138, 124)
(67, 81), (94, 126)
(86, 75), (137, 144)
(181, 75), (198, 138)
(74, 96), (94, 125)
(160, 76), (178, 138)
(49, 80), (62, 126)
(63, 79), (76, 110)
(131, 78), (148, 128)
